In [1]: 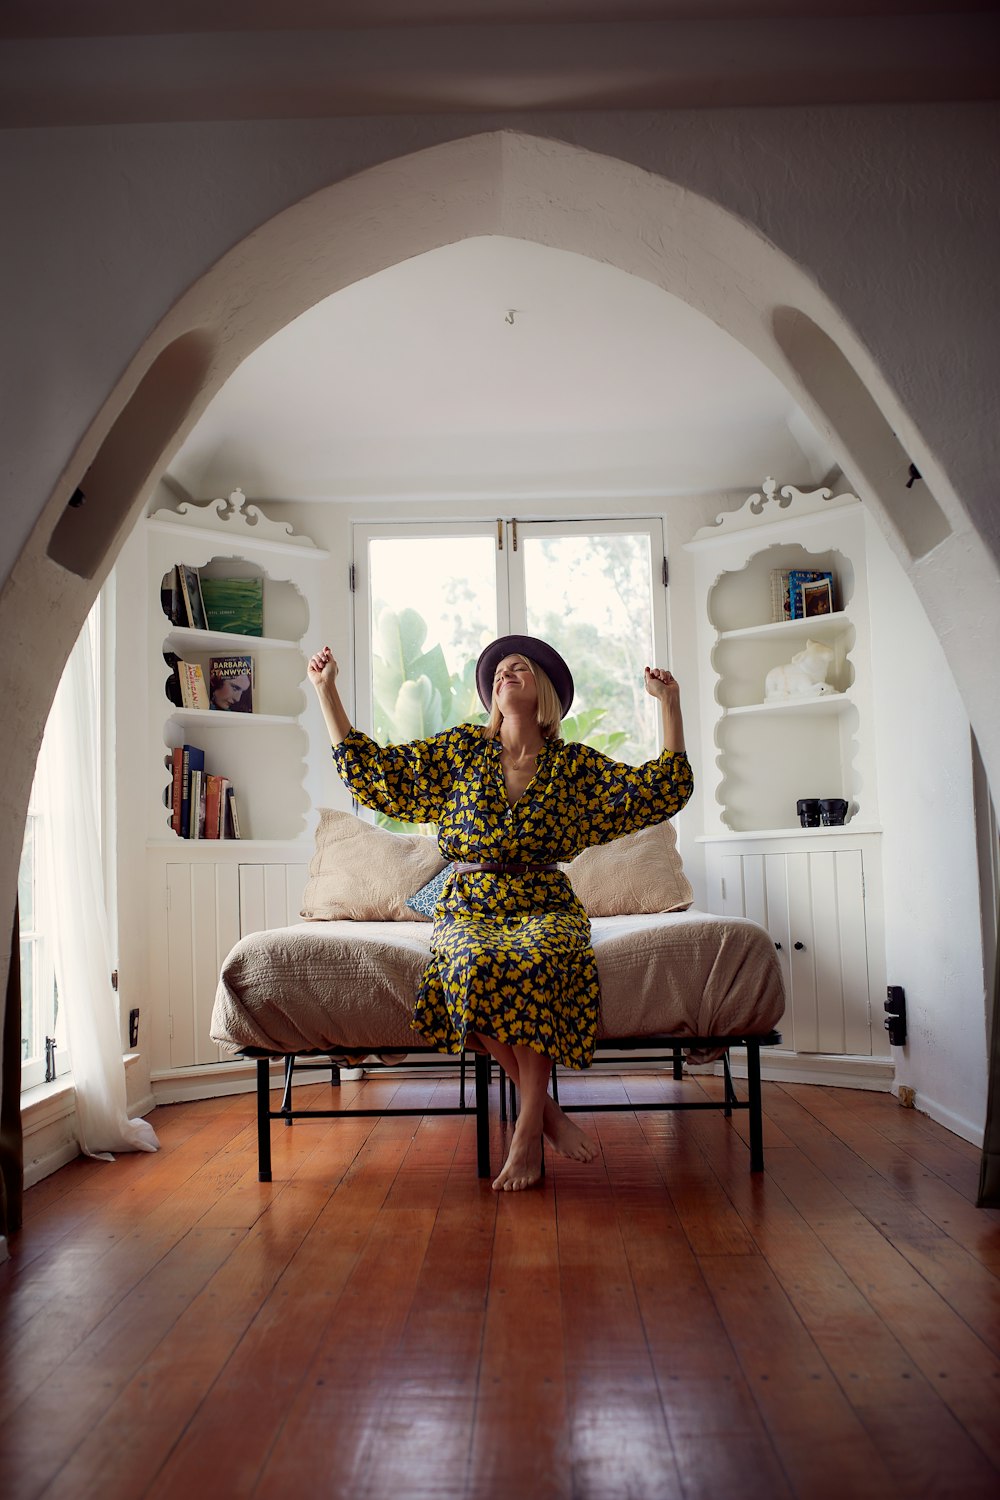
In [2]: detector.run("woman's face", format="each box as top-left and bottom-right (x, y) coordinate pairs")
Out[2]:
(493, 654), (538, 715)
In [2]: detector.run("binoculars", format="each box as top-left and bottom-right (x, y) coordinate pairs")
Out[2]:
(796, 798), (848, 828)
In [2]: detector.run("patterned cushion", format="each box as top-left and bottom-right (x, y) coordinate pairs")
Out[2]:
(405, 865), (454, 918)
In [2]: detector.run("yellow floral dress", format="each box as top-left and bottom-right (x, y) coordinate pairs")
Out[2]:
(331, 725), (693, 1069)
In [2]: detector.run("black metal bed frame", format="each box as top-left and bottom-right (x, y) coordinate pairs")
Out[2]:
(247, 1029), (782, 1181)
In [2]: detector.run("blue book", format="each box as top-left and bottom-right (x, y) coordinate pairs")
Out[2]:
(179, 744), (205, 839)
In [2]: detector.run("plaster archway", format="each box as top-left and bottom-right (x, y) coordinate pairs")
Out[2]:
(1, 126), (997, 1011)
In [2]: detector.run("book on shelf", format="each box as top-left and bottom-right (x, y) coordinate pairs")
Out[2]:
(178, 660), (210, 710)
(209, 653), (254, 712)
(199, 576), (264, 637)
(188, 769), (204, 838)
(224, 784), (242, 839)
(788, 569), (835, 620)
(204, 774), (230, 840)
(770, 569), (792, 622)
(170, 746), (184, 835)
(176, 744), (205, 837)
(161, 566), (185, 627)
(177, 563), (209, 631)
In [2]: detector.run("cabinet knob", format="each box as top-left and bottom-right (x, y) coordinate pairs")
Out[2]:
(794, 941), (805, 951)
(774, 942), (782, 950)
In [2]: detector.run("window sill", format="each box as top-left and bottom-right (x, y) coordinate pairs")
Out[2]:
(21, 1052), (142, 1126)
(20, 1076), (76, 1129)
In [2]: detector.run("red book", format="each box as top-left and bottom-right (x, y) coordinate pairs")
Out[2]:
(204, 774), (224, 840)
(171, 747), (184, 835)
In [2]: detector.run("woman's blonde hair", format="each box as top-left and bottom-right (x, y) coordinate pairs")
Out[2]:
(483, 655), (563, 741)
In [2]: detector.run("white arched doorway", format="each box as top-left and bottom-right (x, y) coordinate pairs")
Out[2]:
(2, 130), (996, 1194)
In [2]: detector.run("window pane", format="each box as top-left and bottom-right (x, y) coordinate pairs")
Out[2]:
(18, 820), (34, 930)
(523, 532), (659, 764)
(368, 535), (496, 829)
(20, 939), (34, 1062)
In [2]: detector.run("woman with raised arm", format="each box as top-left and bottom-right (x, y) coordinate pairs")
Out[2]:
(308, 635), (693, 1192)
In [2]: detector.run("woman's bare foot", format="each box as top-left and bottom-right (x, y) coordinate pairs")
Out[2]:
(542, 1097), (599, 1163)
(492, 1124), (544, 1192)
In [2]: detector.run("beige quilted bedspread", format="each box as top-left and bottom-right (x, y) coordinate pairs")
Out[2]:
(211, 911), (785, 1061)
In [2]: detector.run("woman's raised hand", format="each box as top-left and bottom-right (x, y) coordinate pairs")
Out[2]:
(644, 666), (680, 704)
(307, 646), (339, 687)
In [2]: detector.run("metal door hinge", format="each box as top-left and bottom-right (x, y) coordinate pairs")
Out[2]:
(496, 518), (504, 551)
(349, 563), (356, 593)
(662, 557), (669, 587)
(512, 518), (519, 552)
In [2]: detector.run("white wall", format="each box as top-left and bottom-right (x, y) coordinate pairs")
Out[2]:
(865, 512), (988, 1140)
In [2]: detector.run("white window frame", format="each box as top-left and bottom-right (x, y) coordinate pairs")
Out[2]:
(352, 513), (668, 745)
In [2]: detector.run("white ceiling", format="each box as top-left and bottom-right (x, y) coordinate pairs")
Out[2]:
(168, 235), (836, 505)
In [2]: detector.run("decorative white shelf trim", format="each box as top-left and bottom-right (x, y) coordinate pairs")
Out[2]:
(146, 838), (313, 853)
(696, 825), (882, 843)
(717, 611), (852, 645)
(723, 693), (853, 719)
(168, 709), (300, 730)
(688, 476), (860, 547)
(149, 489), (330, 560)
(163, 625), (301, 654)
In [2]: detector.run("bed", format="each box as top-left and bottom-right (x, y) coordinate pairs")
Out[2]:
(210, 811), (785, 1179)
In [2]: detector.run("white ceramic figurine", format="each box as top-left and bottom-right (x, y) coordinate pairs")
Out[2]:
(764, 639), (837, 700)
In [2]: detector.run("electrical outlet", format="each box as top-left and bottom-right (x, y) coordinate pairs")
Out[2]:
(884, 985), (907, 1046)
(129, 1008), (139, 1049)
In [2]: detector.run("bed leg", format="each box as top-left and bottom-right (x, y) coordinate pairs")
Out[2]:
(330, 1060), (341, 1086)
(672, 1045), (684, 1081)
(746, 1040), (764, 1173)
(459, 1049), (467, 1106)
(475, 1051), (491, 1178)
(257, 1058), (273, 1183)
(281, 1054), (295, 1125)
(722, 1051), (734, 1117)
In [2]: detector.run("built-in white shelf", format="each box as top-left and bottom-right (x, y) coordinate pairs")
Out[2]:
(168, 709), (300, 731)
(716, 611), (851, 646)
(723, 693), (853, 720)
(164, 626), (301, 655)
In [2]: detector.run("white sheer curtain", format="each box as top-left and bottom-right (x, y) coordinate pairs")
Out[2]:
(36, 618), (158, 1159)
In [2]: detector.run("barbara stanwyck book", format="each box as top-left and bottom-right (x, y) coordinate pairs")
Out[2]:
(209, 654), (254, 712)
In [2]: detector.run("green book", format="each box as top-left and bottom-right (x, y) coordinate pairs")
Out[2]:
(199, 577), (264, 637)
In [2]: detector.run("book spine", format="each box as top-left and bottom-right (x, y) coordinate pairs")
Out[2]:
(179, 747), (192, 838)
(171, 747), (184, 835)
(204, 775), (222, 840)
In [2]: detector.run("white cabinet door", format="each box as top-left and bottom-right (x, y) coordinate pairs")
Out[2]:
(161, 860), (309, 1068)
(716, 846), (872, 1056)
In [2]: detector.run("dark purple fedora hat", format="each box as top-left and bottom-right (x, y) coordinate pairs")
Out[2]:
(476, 635), (574, 718)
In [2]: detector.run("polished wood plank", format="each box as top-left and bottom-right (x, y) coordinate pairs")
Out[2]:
(1, 1071), (998, 1500)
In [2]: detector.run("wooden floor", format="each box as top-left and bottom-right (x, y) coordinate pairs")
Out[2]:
(2, 1069), (1000, 1500)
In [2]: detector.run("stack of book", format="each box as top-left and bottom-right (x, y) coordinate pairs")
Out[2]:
(167, 744), (242, 839)
(161, 564), (264, 636)
(163, 653), (254, 712)
(771, 569), (836, 622)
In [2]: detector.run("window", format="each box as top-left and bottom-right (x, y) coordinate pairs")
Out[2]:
(20, 600), (104, 1091)
(19, 782), (68, 1090)
(353, 517), (667, 826)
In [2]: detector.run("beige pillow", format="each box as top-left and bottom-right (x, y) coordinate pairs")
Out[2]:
(564, 821), (693, 916)
(300, 809), (446, 922)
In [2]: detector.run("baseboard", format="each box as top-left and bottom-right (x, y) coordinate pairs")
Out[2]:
(715, 1049), (895, 1092)
(23, 1138), (81, 1189)
(905, 1091), (985, 1148)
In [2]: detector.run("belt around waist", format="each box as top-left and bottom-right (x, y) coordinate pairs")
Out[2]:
(452, 861), (559, 875)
